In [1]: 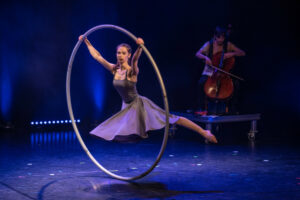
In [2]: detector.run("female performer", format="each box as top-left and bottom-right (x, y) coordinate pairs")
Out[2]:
(79, 36), (217, 143)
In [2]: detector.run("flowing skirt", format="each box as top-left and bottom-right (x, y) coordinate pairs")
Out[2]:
(90, 95), (179, 140)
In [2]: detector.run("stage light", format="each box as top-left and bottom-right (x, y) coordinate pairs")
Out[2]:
(30, 119), (80, 126)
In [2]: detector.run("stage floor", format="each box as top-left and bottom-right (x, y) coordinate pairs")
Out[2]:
(0, 127), (299, 200)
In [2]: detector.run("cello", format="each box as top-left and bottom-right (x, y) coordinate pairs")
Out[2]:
(203, 51), (235, 100)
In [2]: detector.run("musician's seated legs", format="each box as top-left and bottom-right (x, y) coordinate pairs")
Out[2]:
(207, 100), (226, 115)
(228, 79), (240, 115)
(195, 75), (209, 115)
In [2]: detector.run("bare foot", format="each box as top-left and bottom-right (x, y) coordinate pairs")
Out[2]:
(203, 130), (218, 143)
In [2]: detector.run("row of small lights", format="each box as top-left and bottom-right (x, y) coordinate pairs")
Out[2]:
(30, 119), (80, 126)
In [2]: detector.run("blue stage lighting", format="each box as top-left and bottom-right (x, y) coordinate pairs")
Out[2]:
(30, 119), (81, 126)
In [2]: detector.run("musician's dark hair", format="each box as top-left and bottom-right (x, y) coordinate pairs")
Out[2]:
(214, 26), (226, 37)
(209, 26), (229, 58)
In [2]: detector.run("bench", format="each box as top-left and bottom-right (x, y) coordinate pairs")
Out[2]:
(170, 112), (261, 141)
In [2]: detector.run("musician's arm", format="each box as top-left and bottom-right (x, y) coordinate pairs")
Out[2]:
(224, 42), (246, 59)
(196, 42), (212, 65)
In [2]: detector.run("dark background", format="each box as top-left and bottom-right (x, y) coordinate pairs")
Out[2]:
(0, 0), (299, 139)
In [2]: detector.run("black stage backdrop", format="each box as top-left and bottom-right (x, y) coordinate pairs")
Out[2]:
(0, 0), (299, 139)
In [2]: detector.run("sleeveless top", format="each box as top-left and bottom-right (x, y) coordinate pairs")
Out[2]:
(113, 70), (138, 103)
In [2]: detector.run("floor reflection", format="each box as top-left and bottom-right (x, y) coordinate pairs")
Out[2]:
(30, 131), (77, 149)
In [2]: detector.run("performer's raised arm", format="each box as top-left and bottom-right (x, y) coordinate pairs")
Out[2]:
(79, 35), (115, 73)
(131, 38), (144, 75)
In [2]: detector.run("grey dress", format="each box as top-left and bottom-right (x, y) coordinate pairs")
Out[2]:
(90, 70), (179, 140)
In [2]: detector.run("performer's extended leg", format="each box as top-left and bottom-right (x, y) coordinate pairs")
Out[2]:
(175, 117), (218, 143)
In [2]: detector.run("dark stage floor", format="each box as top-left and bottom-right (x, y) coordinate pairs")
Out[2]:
(0, 126), (300, 200)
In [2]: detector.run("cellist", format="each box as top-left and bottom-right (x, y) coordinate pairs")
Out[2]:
(195, 26), (245, 115)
